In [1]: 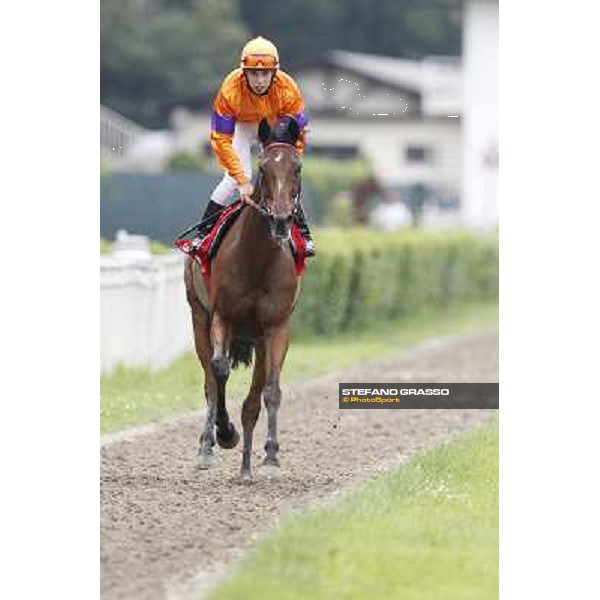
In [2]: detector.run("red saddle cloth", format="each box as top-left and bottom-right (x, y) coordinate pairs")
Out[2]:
(175, 201), (309, 285)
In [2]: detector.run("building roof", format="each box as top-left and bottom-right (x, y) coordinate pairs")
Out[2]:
(325, 50), (462, 116)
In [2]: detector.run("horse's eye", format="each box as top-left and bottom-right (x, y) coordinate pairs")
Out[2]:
(295, 164), (302, 174)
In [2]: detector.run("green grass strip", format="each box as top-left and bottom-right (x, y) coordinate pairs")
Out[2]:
(100, 238), (171, 255)
(101, 301), (498, 433)
(209, 418), (499, 600)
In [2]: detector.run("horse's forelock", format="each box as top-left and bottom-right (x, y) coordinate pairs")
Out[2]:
(265, 116), (300, 147)
(261, 143), (298, 165)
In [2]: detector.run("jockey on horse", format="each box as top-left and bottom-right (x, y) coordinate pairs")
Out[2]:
(191, 36), (316, 257)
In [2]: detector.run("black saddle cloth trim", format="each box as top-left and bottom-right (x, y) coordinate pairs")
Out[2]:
(207, 203), (245, 259)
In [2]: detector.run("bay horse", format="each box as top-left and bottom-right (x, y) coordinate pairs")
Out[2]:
(184, 116), (302, 480)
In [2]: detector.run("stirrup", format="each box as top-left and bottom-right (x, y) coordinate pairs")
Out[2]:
(190, 236), (203, 254)
(191, 221), (217, 253)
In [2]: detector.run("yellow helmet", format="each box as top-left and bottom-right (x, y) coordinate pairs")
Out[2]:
(240, 36), (279, 70)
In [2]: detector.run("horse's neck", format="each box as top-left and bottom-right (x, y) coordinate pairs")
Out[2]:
(234, 208), (279, 271)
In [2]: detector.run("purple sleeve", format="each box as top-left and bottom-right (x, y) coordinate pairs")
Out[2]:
(295, 110), (308, 129)
(211, 111), (236, 135)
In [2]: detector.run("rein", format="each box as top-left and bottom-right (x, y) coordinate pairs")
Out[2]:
(174, 143), (301, 241)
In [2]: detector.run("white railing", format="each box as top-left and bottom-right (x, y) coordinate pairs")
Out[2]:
(100, 104), (147, 159)
(100, 233), (194, 374)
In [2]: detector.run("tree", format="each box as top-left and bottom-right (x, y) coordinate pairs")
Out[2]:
(239, 0), (462, 67)
(101, 0), (249, 127)
(101, 0), (462, 127)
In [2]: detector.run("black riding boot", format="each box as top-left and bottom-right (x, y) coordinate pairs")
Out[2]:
(191, 200), (225, 252)
(294, 203), (316, 257)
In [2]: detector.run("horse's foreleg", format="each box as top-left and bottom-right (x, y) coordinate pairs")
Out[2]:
(210, 311), (239, 449)
(198, 378), (218, 469)
(241, 341), (266, 480)
(188, 299), (218, 468)
(261, 321), (291, 473)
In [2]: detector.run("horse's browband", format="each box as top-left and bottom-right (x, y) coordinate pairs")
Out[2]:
(264, 142), (298, 153)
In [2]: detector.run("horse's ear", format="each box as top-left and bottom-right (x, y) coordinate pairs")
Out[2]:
(287, 117), (300, 144)
(258, 118), (271, 144)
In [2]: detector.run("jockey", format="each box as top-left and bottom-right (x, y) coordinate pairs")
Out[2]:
(192, 36), (316, 257)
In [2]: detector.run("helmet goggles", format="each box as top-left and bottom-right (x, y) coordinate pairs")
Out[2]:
(242, 54), (278, 70)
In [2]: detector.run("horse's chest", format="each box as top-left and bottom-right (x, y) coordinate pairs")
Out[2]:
(217, 280), (296, 326)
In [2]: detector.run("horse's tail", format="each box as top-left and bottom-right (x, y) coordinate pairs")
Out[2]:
(228, 330), (254, 370)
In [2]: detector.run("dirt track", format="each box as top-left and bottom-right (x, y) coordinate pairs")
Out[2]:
(101, 330), (499, 600)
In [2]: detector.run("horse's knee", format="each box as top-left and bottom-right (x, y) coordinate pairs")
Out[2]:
(242, 397), (261, 425)
(204, 377), (218, 397)
(211, 355), (230, 382)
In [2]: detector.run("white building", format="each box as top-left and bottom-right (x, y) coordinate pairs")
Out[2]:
(462, 0), (499, 229)
(293, 50), (462, 196)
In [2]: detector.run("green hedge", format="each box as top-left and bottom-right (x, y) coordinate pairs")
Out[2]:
(301, 157), (373, 224)
(168, 151), (209, 172)
(292, 228), (498, 336)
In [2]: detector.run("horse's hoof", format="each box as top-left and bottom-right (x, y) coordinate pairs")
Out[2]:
(240, 470), (252, 483)
(197, 452), (218, 470)
(216, 424), (240, 449)
(258, 462), (281, 480)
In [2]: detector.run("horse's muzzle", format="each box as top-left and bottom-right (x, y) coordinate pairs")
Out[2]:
(271, 215), (293, 242)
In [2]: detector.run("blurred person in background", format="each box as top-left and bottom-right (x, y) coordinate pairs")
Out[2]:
(405, 183), (428, 228)
(192, 36), (315, 256)
(370, 196), (412, 230)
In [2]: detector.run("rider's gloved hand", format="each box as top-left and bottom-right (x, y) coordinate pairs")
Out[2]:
(238, 182), (254, 204)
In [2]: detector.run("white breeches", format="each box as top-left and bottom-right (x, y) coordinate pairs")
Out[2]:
(210, 122), (258, 206)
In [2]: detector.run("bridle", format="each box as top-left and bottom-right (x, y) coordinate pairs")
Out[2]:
(248, 142), (302, 221)
(174, 143), (302, 242)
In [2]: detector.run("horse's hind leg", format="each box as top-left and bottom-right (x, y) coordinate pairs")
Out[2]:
(241, 340), (266, 480)
(210, 311), (240, 449)
(261, 321), (291, 476)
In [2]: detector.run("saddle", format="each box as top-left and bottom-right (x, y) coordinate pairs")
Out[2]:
(175, 200), (309, 285)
